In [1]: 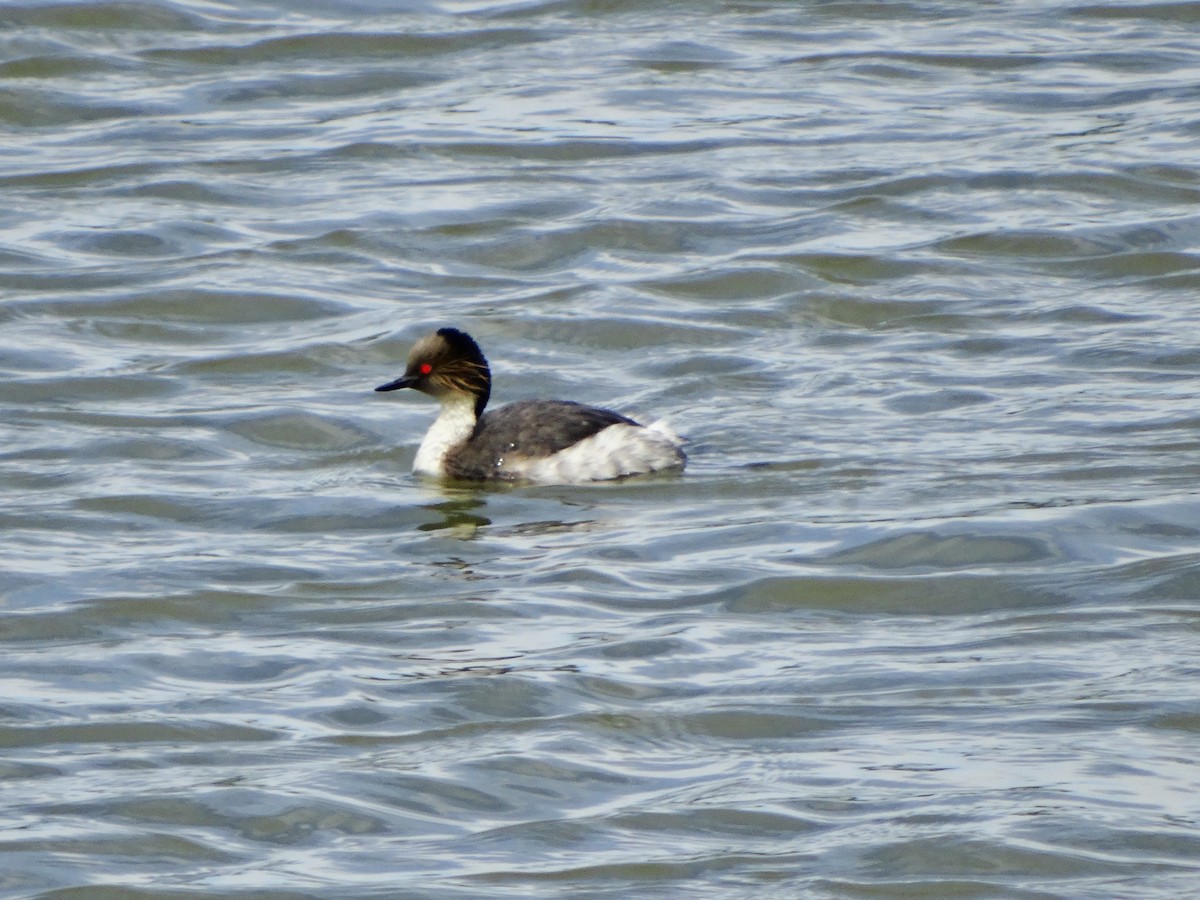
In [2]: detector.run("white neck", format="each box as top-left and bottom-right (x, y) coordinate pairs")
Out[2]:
(412, 393), (478, 476)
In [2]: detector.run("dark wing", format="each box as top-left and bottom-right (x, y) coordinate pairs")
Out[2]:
(445, 400), (637, 480)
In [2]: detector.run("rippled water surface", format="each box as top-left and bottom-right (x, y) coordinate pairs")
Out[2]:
(4, 0), (1200, 896)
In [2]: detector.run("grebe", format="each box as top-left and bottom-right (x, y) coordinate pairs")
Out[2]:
(375, 328), (685, 483)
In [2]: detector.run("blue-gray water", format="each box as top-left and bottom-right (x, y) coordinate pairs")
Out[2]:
(4, 1), (1200, 897)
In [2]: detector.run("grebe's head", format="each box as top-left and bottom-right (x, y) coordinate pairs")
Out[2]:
(375, 327), (491, 417)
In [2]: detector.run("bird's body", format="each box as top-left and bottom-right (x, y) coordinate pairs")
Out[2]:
(375, 328), (685, 484)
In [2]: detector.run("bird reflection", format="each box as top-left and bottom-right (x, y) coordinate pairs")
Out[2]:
(417, 496), (491, 534)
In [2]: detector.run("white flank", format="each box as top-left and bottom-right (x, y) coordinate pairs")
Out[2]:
(508, 420), (685, 484)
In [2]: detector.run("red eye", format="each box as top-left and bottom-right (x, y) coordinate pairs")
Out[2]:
(419, 363), (433, 375)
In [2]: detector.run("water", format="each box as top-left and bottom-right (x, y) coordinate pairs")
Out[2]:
(3, 0), (1200, 896)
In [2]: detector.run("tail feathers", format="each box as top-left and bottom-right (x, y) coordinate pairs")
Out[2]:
(645, 418), (686, 448)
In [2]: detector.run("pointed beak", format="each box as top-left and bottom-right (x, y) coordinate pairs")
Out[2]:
(375, 375), (417, 392)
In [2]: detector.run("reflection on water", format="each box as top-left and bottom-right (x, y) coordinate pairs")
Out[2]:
(3, 0), (1200, 896)
(418, 496), (492, 533)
